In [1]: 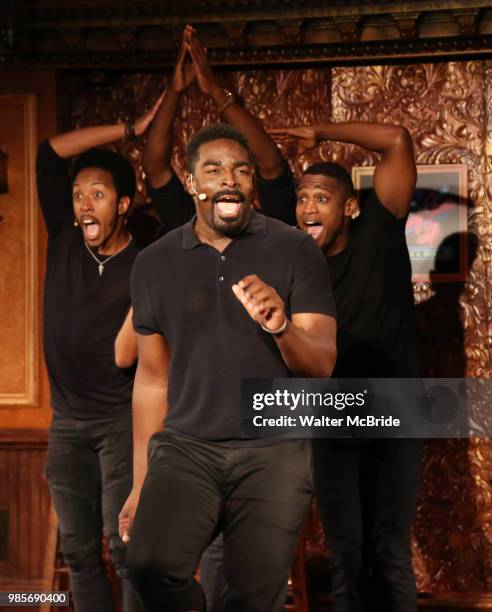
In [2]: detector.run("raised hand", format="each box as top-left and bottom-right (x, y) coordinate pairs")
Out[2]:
(170, 25), (196, 93)
(185, 26), (219, 96)
(269, 126), (320, 155)
(232, 275), (287, 333)
(134, 93), (165, 136)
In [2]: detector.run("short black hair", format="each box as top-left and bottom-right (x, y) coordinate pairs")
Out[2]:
(71, 148), (136, 201)
(303, 162), (355, 199)
(186, 123), (251, 172)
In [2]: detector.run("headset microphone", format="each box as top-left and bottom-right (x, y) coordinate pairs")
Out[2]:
(191, 176), (207, 201)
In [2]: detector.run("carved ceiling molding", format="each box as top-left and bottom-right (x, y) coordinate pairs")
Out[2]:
(1, 1), (492, 68)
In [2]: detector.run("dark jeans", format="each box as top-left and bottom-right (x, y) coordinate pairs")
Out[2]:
(46, 413), (144, 612)
(312, 438), (423, 612)
(200, 534), (225, 612)
(127, 431), (313, 612)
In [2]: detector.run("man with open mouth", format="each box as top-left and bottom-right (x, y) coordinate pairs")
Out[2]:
(36, 97), (168, 612)
(120, 118), (337, 612)
(264, 123), (422, 612)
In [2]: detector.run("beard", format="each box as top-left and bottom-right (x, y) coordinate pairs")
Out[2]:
(210, 189), (252, 237)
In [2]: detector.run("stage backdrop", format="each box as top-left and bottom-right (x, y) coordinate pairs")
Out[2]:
(57, 59), (492, 600)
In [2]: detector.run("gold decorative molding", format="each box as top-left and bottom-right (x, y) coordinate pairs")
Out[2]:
(0, 94), (38, 406)
(1, 1), (492, 67)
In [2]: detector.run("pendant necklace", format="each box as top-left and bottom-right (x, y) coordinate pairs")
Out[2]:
(84, 234), (132, 276)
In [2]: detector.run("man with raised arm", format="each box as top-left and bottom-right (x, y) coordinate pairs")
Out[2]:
(268, 122), (422, 612)
(138, 31), (298, 608)
(142, 25), (295, 227)
(36, 100), (161, 612)
(120, 122), (337, 612)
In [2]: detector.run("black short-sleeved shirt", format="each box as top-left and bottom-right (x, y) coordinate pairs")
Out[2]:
(258, 170), (418, 378)
(131, 212), (336, 441)
(36, 140), (139, 419)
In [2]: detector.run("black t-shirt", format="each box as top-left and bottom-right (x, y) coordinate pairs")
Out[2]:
(36, 143), (188, 419)
(131, 212), (336, 441)
(37, 141), (138, 419)
(258, 170), (418, 378)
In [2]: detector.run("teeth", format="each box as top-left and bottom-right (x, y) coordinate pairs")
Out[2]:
(82, 219), (95, 225)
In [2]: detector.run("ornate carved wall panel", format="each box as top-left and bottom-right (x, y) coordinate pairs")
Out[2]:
(330, 61), (492, 594)
(63, 57), (492, 598)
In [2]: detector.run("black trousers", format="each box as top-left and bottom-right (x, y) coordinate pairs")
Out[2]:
(312, 438), (423, 612)
(46, 414), (144, 612)
(127, 431), (313, 612)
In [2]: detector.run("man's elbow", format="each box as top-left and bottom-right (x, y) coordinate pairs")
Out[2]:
(393, 126), (413, 154)
(304, 342), (336, 378)
(317, 342), (337, 378)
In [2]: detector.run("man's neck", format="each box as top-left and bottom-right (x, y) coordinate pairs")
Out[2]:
(194, 219), (233, 253)
(97, 225), (130, 256)
(324, 222), (351, 257)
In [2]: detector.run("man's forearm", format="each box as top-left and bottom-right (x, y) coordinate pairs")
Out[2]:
(274, 321), (337, 378)
(50, 124), (125, 159)
(315, 122), (410, 155)
(132, 379), (168, 490)
(143, 88), (181, 186)
(208, 85), (284, 179)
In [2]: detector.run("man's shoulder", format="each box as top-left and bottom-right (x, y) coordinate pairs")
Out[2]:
(135, 224), (184, 262)
(264, 215), (312, 252)
(264, 214), (300, 239)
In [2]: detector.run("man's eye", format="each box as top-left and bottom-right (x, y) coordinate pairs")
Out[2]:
(317, 196), (328, 203)
(206, 168), (218, 174)
(94, 191), (104, 198)
(73, 192), (82, 200)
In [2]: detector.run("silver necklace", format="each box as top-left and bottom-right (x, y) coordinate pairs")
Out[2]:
(84, 234), (132, 276)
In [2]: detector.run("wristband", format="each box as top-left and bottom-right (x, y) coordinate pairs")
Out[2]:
(260, 318), (288, 336)
(216, 90), (238, 114)
(125, 121), (136, 140)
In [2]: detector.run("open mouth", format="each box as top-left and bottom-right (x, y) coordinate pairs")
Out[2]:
(304, 221), (323, 240)
(80, 217), (100, 241)
(213, 192), (245, 219)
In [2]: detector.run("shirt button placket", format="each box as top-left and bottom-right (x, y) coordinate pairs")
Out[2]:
(218, 254), (226, 283)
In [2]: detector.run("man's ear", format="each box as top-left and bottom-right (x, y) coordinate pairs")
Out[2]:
(185, 173), (195, 197)
(118, 196), (131, 216)
(345, 196), (360, 220)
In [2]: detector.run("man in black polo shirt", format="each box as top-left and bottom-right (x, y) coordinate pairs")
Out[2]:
(120, 124), (337, 612)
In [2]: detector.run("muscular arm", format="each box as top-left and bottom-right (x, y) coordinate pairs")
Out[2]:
(187, 29), (284, 180)
(274, 313), (336, 377)
(50, 124), (125, 159)
(233, 276), (337, 378)
(131, 332), (170, 491)
(272, 122), (416, 218)
(50, 96), (163, 160)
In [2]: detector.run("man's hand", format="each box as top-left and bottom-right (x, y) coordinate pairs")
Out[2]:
(269, 126), (320, 155)
(134, 93), (165, 136)
(186, 27), (220, 96)
(170, 25), (196, 93)
(232, 275), (287, 332)
(119, 488), (141, 544)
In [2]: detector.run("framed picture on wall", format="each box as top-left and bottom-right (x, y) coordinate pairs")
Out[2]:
(352, 164), (469, 282)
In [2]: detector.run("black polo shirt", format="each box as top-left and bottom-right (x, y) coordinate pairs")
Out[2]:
(131, 212), (336, 441)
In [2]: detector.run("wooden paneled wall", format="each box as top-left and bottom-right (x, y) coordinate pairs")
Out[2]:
(0, 430), (49, 591)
